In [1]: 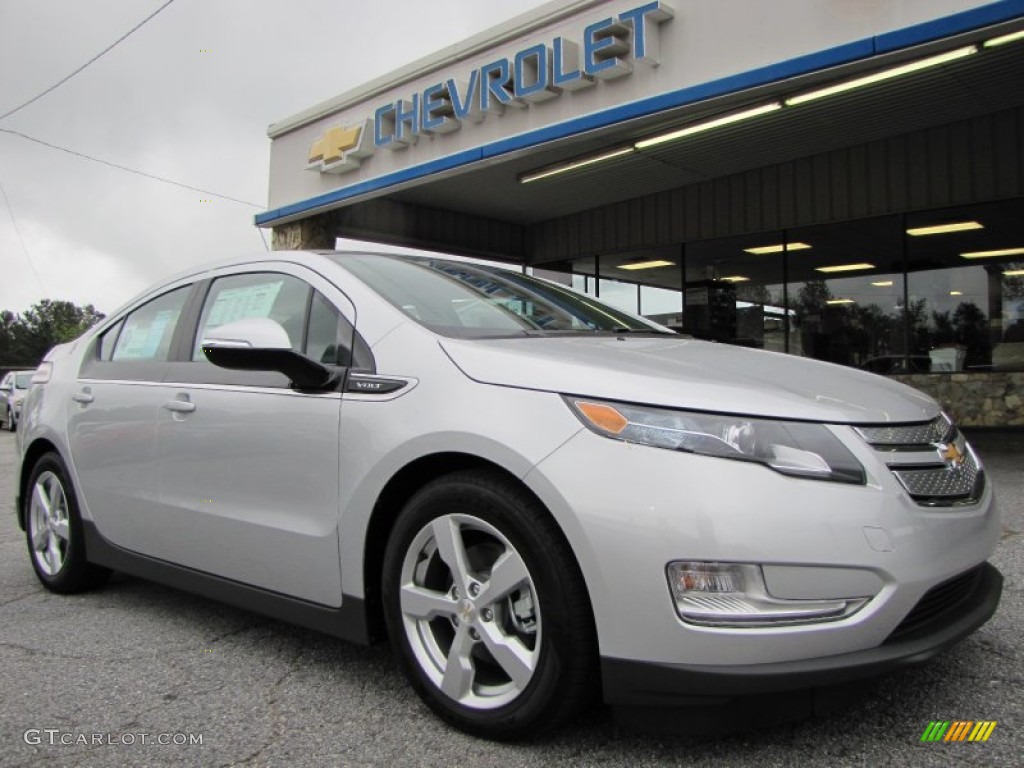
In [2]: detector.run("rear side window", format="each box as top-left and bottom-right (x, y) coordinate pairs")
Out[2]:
(97, 318), (125, 361)
(111, 286), (191, 362)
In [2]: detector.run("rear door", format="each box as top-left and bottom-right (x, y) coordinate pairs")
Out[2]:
(67, 283), (196, 548)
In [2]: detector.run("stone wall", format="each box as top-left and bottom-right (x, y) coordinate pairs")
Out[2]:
(271, 214), (337, 250)
(889, 372), (1024, 427)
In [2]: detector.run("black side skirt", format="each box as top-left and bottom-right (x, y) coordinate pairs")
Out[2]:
(83, 519), (371, 645)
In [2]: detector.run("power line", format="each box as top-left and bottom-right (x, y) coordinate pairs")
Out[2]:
(0, 177), (47, 295)
(0, 0), (176, 122)
(0, 128), (264, 208)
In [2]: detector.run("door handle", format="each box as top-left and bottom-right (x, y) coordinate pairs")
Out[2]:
(163, 399), (196, 414)
(72, 390), (94, 404)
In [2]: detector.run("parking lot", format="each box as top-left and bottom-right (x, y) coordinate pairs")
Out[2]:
(0, 429), (1020, 767)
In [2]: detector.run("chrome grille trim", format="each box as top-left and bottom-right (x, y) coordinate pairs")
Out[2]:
(891, 446), (984, 505)
(853, 414), (955, 446)
(854, 414), (984, 506)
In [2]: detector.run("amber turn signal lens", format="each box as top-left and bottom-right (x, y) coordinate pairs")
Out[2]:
(575, 401), (629, 434)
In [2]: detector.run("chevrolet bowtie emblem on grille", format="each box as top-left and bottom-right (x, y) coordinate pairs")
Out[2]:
(934, 442), (965, 470)
(306, 120), (374, 174)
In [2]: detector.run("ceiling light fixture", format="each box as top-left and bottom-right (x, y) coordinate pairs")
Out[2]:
(961, 247), (1024, 259)
(1004, 269), (1024, 276)
(743, 242), (812, 255)
(785, 46), (978, 106)
(634, 103), (783, 149)
(871, 280), (894, 287)
(617, 260), (676, 271)
(984, 29), (1024, 47)
(719, 276), (750, 283)
(816, 263), (875, 273)
(950, 290), (963, 296)
(906, 221), (984, 236)
(520, 146), (634, 184)
(826, 299), (856, 305)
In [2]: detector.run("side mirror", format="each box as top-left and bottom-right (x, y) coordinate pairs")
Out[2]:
(201, 318), (339, 391)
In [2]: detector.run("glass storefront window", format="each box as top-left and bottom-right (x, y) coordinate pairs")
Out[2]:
(537, 197), (1024, 372)
(685, 234), (787, 351)
(787, 216), (906, 370)
(597, 279), (639, 314)
(640, 285), (683, 328)
(907, 200), (1024, 371)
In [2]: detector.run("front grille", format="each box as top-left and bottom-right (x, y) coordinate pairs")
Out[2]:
(885, 566), (984, 643)
(892, 451), (984, 504)
(854, 414), (984, 506)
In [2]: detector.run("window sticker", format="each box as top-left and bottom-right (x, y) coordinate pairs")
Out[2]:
(116, 309), (177, 360)
(206, 282), (283, 329)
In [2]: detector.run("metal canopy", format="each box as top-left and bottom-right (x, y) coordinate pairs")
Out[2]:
(382, 33), (1024, 227)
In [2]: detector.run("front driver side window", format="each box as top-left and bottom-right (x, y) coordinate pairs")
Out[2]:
(193, 273), (311, 360)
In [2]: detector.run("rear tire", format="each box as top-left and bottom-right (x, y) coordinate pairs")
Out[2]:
(24, 452), (109, 593)
(382, 469), (597, 740)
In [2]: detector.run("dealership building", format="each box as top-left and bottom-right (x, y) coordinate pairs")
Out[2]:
(258, 0), (1024, 426)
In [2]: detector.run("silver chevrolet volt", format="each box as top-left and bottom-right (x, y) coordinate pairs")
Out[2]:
(14, 251), (1002, 739)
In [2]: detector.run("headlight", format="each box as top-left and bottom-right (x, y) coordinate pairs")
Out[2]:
(565, 397), (865, 484)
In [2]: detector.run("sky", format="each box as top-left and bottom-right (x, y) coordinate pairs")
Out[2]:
(0, 0), (551, 317)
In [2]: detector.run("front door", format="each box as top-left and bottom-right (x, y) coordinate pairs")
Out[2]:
(151, 268), (357, 607)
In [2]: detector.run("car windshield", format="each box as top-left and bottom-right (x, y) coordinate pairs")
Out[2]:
(334, 253), (672, 339)
(14, 373), (31, 389)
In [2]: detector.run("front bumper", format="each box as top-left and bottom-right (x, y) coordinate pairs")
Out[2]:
(602, 561), (1001, 708)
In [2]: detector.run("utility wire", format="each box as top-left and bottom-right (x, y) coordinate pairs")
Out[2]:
(0, 128), (264, 208)
(0, 177), (47, 295)
(0, 0), (176, 122)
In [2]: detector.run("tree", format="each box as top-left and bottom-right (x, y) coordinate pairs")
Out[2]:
(0, 300), (105, 369)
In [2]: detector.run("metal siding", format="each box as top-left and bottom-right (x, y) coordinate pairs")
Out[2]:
(887, 135), (909, 212)
(987, 109), (1011, 198)
(907, 136), (930, 211)
(714, 178), (731, 238)
(642, 196), (657, 246)
(656, 192), (673, 244)
(868, 140), (889, 216)
(812, 153), (830, 222)
(845, 144), (866, 219)
(761, 165), (779, 231)
(830, 150), (850, 220)
(580, 209), (594, 255)
(526, 108), (1024, 263)
(927, 127), (952, 208)
(949, 120), (973, 203)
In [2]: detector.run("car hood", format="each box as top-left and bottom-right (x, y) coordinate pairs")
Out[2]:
(439, 335), (938, 424)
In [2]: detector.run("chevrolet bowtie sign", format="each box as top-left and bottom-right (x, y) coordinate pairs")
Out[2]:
(306, 1), (673, 174)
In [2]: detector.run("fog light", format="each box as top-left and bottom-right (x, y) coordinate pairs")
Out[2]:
(667, 562), (868, 627)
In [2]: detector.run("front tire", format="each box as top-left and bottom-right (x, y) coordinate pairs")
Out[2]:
(25, 452), (109, 593)
(5, 408), (13, 431)
(382, 470), (597, 740)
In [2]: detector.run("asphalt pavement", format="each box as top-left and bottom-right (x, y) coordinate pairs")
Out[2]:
(0, 430), (1020, 767)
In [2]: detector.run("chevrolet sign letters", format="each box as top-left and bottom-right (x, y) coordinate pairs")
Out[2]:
(307, 1), (673, 174)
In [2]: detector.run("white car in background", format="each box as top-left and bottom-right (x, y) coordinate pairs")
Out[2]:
(0, 369), (33, 431)
(13, 251), (1002, 739)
